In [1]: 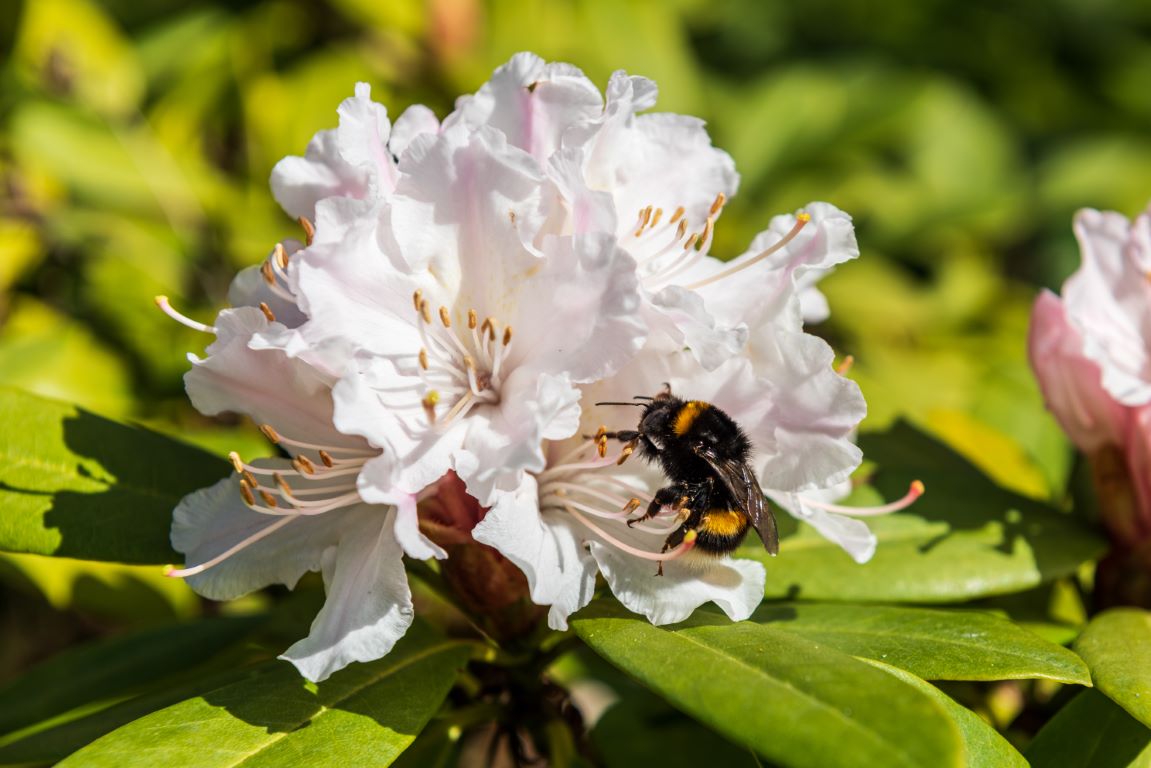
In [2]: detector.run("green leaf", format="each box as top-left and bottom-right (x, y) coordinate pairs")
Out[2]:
(56, 636), (472, 767)
(572, 600), (964, 768)
(747, 421), (1104, 603)
(1026, 690), (1151, 768)
(0, 387), (229, 563)
(1074, 608), (1151, 728)
(755, 603), (1090, 684)
(0, 616), (261, 736)
(866, 661), (1027, 768)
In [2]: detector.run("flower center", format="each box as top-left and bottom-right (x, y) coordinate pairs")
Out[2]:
(412, 291), (513, 427)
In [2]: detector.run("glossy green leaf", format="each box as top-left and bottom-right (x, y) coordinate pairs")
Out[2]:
(572, 600), (963, 768)
(1026, 690), (1151, 768)
(0, 616), (261, 736)
(57, 637), (473, 767)
(867, 661), (1027, 768)
(755, 603), (1089, 684)
(748, 421), (1104, 603)
(0, 387), (229, 563)
(1074, 608), (1151, 728)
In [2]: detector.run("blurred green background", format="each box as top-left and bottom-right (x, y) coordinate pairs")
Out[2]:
(1, 0), (1149, 677)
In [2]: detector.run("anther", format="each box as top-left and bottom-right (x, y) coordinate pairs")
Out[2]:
(273, 242), (289, 269)
(481, 318), (495, 341)
(259, 424), (281, 444)
(698, 218), (714, 249)
(594, 426), (608, 441)
(260, 261), (276, 285)
(298, 216), (315, 246)
(318, 450), (335, 468)
(259, 489), (278, 508)
(293, 455), (316, 475)
(634, 205), (653, 236)
(622, 497), (642, 515)
(239, 479), (256, 506)
(419, 348), (429, 370)
(684, 233), (699, 250)
(836, 355), (855, 375)
(413, 290), (423, 313)
(419, 300), (432, 325)
(468, 309), (477, 329)
(464, 355), (476, 372)
(676, 218), (688, 239)
(422, 391), (440, 423)
(258, 302), (276, 323)
(597, 435), (608, 458)
(228, 451), (244, 474)
(650, 208), (663, 229)
(669, 206), (685, 224)
(710, 192), (726, 215)
(502, 326), (513, 346)
(616, 444), (634, 465)
(439, 306), (451, 328)
(273, 472), (294, 498)
(242, 469), (258, 489)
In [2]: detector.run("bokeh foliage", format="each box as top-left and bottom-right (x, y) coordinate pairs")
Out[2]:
(1, 0), (1150, 765)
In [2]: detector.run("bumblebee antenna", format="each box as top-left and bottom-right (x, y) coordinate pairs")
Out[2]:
(595, 401), (645, 407)
(633, 395), (655, 401)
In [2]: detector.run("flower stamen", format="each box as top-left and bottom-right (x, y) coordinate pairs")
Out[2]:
(802, 480), (925, 517)
(681, 213), (811, 291)
(154, 296), (217, 334)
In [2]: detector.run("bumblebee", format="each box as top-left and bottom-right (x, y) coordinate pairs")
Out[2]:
(598, 386), (778, 568)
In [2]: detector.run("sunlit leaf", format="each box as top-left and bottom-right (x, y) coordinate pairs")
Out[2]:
(755, 603), (1089, 684)
(0, 387), (228, 563)
(1074, 608), (1151, 729)
(1026, 690), (1151, 768)
(57, 636), (473, 768)
(867, 661), (1028, 768)
(572, 600), (963, 768)
(747, 421), (1104, 603)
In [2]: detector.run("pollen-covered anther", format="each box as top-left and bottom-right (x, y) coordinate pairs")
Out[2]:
(676, 218), (688, 239)
(259, 424), (281, 444)
(412, 290), (423, 313)
(622, 497), (642, 515)
(298, 216), (315, 246)
(597, 435), (609, 458)
(273, 242), (289, 269)
(468, 309), (478, 329)
(422, 391), (440, 423)
(439, 306), (451, 328)
(682, 210), (812, 291)
(669, 206), (685, 224)
(259, 489), (278, 508)
(273, 472), (294, 497)
(419, 300), (432, 325)
(710, 193), (726, 216)
(292, 455), (316, 475)
(650, 207), (664, 229)
(502, 326), (513, 346)
(634, 205), (654, 237)
(260, 260), (276, 285)
(802, 480), (926, 517)
(616, 443), (634, 465)
(241, 469), (258, 489)
(239, 479), (256, 506)
(480, 318), (496, 341)
(836, 354), (855, 375)
(228, 451), (245, 474)
(258, 302), (276, 323)
(318, 450), (335, 468)
(418, 348), (429, 370)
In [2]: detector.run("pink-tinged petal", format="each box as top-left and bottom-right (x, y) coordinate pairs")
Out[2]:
(510, 233), (646, 383)
(336, 83), (399, 196)
(446, 52), (603, 162)
(270, 129), (366, 222)
(779, 492), (877, 564)
(1029, 290), (1125, 451)
(227, 240), (307, 327)
(391, 104), (440, 159)
(647, 285), (747, 372)
(473, 479), (598, 631)
(280, 505), (414, 682)
(185, 309), (362, 450)
(390, 124), (548, 274)
(1064, 207), (1151, 406)
(1126, 405), (1151, 536)
(545, 148), (617, 236)
(172, 473), (344, 600)
(589, 543), (766, 625)
(358, 481), (446, 561)
(748, 329), (865, 492)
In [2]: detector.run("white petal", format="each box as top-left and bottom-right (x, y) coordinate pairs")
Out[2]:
(280, 505), (414, 682)
(590, 544), (766, 625)
(773, 488), (876, 564)
(648, 285), (747, 372)
(391, 104), (440, 158)
(336, 82), (399, 195)
(473, 479), (598, 630)
(270, 130), (365, 222)
(171, 473), (345, 600)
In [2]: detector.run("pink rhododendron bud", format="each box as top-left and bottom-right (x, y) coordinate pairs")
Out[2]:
(1029, 202), (1151, 606)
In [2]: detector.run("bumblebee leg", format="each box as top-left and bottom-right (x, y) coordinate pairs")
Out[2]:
(627, 485), (687, 527)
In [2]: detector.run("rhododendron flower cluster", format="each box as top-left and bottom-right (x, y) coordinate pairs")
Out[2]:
(1029, 203), (1151, 602)
(163, 53), (912, 681)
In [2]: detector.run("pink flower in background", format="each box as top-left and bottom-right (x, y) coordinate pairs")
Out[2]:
(1029, 204), (1151, 567)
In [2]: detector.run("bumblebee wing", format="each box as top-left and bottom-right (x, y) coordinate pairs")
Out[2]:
(698, 446), (779, 556)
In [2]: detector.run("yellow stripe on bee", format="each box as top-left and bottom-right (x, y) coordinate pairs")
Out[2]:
(700, 509), (748, 537)
(673, 400), (709, 436)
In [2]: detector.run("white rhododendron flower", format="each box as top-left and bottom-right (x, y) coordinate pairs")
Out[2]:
(159, 240), (444, 683)
(165, 52), (913, 670)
